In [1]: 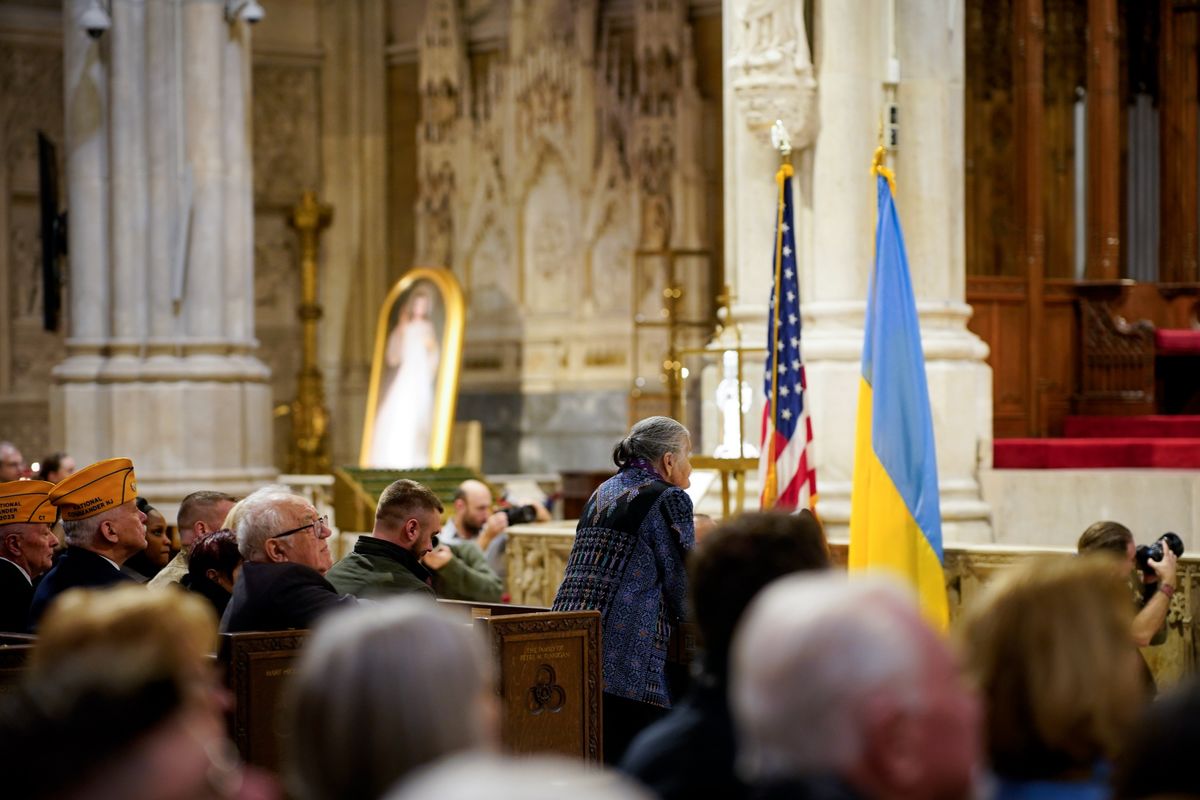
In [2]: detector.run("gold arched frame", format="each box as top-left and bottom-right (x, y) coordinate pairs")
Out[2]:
(359, 267), (465, 468)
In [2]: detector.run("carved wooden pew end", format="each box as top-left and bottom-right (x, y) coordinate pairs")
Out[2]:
(217, 602), (605, 774)
(473, 609), (603, 764)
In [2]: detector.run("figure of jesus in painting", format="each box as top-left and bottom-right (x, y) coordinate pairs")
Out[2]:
(369, 286), (440, 468)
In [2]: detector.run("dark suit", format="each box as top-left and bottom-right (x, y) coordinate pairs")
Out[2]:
(220, 561), (355, 633)
(0, 558), (34, 633)
(28, 546), (133, 629)
(620, 677), (748, 800)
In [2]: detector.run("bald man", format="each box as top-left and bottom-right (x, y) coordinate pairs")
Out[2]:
(440, 479), (508, 552)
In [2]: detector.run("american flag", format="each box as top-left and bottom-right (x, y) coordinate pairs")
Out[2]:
(760, 164), (817, 511)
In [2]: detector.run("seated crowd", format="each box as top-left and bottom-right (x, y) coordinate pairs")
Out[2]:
(0, 442), (1197, 799)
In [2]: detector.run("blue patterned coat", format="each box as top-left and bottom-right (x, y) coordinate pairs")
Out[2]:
(553, 466), (695, 707)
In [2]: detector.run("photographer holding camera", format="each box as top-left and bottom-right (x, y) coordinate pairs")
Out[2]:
(440, 480), (508, 552)
(1077, 520), (1180, 648)
(441, 479), (549, 587)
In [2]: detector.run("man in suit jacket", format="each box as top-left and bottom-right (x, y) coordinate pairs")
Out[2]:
(28, 458), (146, 629)
(221, 487), (354, 632)
(149, 489), (236, 587)
(0, 480), (59, 632)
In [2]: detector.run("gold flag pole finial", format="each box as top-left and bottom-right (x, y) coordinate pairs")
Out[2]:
(871, 144), (896, 194)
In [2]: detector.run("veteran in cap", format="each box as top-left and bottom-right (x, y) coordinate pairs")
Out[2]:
(28, 458), (147, 629)
(0, 480), (59, 632)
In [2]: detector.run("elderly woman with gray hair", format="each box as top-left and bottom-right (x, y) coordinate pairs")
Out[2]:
(552, 415), (696, 764)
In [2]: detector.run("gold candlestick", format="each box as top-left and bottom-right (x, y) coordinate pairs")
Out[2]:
(287, 190), (334, 474)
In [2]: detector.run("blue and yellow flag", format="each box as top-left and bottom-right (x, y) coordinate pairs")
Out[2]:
(848, 150), (947, 629)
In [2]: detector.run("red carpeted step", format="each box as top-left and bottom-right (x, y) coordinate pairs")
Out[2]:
(994, 438), (1200, 469)
(1155, 329), (1200, 356)
(1062, 415), (1200, 439)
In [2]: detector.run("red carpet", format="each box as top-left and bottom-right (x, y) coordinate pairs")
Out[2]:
(994, 438), (1200, 469)
(1155, 329), (1200, 355)
(1063, 415), (1200, 438)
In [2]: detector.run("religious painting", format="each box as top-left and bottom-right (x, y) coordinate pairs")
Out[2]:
(360, 267), (465, 469)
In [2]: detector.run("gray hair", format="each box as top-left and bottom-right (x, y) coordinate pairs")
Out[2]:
(388, 754), (652, 800)
(730, 573), (925, 781)
(62, 505), (122, 548)
(285, 598), (494, 800)
(612, 416), (689, 469)
(234, 487), (306, 561)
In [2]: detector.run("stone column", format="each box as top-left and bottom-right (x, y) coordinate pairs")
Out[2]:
(892, 0), (991, 541)
(54, 0), (111, 459)
(108, 0), (147, 358)
(181, 0), (225, 346)
(224, 17), (254, 348)
(145, 0), (178, 350)
(720, 0), (991, 541)
(53, 0), (275, 520)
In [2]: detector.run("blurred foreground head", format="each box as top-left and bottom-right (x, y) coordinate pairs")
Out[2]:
(0, 585), (254, 800)
(389, 753), (652, 800)
(1116, 675), (1200, 799)
(284, 597), (497, 800)
(959, 555), (1143, 783)
(731, 573), (980, 800)
(688, 509), (829, 678)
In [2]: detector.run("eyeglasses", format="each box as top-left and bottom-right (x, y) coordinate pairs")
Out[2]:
(270, 515), (329, 539)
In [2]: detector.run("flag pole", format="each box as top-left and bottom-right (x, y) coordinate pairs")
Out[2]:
(763, 121), (793, 507)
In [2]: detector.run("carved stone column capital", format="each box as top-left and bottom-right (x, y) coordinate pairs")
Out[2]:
(728, 0), (819, 149)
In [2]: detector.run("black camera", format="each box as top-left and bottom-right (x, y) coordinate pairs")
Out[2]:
(1135, 532), (1184, 579)
(501, 504), (538, 525)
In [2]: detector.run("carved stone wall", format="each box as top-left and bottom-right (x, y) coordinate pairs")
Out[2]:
(508, 526), (1200, 690)
(250, 61), (322, 469)
(0, 27), (65, 460)
(409, 0), (721, 472)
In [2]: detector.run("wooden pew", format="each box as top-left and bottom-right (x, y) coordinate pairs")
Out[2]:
(0, 633), (34, 696)
(218, 630), (308, 773)
(217, 602), (605, 772)
(470, 608), (603, 763)
(436, 597), (549, 618)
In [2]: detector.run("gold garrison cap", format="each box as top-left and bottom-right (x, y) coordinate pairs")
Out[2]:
(0, 480), (57, 525)
(49, 458), (138, 521)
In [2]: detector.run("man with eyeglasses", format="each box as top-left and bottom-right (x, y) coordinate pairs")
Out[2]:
(220, 487), (355, 633)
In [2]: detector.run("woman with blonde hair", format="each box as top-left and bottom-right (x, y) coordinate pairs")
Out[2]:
(959, 555), (1146, 799)
(283, 597), (497, 800)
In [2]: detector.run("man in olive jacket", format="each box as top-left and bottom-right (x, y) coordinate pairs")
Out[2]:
(426, 539), (503, 602)
(326, 479), (440, 600)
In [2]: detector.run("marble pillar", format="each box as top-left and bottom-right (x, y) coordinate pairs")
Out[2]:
(720, 0), (992, 541)
(53, 0), (274, 521)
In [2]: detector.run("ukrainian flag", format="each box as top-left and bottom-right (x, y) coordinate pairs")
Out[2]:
(848, 151), (948, 629)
